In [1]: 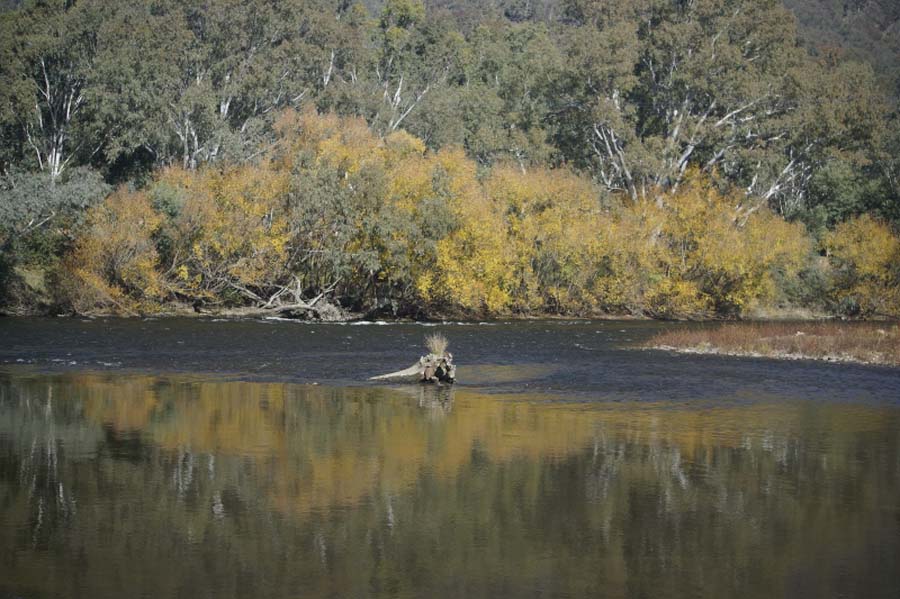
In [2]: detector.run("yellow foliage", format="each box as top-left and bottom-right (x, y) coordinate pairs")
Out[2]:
(484, 165), (606, 313)
(591, 174), (810, 317)
(419, 164), (812, 318)
(272, 108), (343, 167)
(824, 215), (900, 316)
(656, 175), (810, 315)
(274, 107), (382, 176)
(386, 150), (432, 213)
(317, 118), (384, 175)
(161, 163), (291, 299)
(61, 112), (818, 319)
(384, 129), (427, 161)
(419, 150), (513, 314)
(65, 188), (165, 314)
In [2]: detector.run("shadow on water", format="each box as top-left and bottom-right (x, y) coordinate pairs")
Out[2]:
(0, 370), (899, 598)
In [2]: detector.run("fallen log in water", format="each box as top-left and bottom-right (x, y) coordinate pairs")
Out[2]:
(371, 334), (456, 383)
(370, 353), (456, 384)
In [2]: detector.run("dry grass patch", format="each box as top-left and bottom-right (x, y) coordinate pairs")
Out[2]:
(647, 322), (900, 366)
(425, 333), (449, 356)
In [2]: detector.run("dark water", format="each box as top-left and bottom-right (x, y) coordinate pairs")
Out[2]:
(1, 318), (899, 598)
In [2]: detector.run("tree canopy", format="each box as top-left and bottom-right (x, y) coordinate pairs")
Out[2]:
(1, 0), (898, 318)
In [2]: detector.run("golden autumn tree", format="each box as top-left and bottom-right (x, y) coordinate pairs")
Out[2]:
(273, 109), (417, 312)
(156, 163), (291, 305)
(60, 109), (819, 319)
(654, 175), (810, 316)
(591, 200), (678, 315)
(63, 188), (166, 314)
(380, 130), (456, 309)
(482, 165), (607, 314)
(592, 173), (811, 318)
(824, 215), (900, 316)
(418, 148), (513, 314)
(272, 108), (462, 315)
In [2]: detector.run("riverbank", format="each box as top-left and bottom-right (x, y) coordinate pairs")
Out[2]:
(0, 301), (638, 321)
(647, 322), (900, 367)
(0, 272), (826, 323)
(1, 303), (825, 323)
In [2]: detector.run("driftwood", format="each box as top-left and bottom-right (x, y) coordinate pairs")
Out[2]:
(195, 278), (345, 320)
(370, 352), (456, 384)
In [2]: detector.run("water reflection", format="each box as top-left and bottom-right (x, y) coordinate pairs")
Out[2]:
(1, 371), (898, 598)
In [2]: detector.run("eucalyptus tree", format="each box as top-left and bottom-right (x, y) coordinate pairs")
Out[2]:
(319, 0), (466, 137)
(551, 0), (886, 220)
(0, 0), (101, 182)
(370, 0), (462, 133)
(404, 21), (562, 167)
(557, 0), (794, 199)
(774, 58), (892, 226)
(85, 0), (343, 171)
(875, 118), (900, 223)
(464, 22), (562, 167)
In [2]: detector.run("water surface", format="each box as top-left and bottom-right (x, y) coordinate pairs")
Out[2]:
(2, 317), (898, 400)
(1, 319), (898, 598)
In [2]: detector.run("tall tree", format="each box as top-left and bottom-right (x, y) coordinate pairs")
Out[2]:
(552, 0), (893, 226)
(0, 0), (101, 181)
(86, 0), (341, 171)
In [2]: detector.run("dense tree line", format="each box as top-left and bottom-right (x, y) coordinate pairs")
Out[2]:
(1, 0), (898, 318)
(784, 0), (900, 99)
(39, 110), (900, 318)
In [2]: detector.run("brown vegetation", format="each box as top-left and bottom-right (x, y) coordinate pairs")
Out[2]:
(647, 322), (900, 366)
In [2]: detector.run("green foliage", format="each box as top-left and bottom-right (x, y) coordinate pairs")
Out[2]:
(0, 167), (109, 310)
(1, 0), (899, 317)
(0, 0), (101, 179)
(784, 0), (900, 99)
(0, 167), (109, 247)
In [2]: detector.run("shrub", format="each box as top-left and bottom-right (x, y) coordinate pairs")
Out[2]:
(54, 111), (823, 319)
(63, 188), (165, 314)
(824, 215), (900, 316)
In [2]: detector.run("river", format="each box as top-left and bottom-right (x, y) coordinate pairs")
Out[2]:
(1, 318), (899, 598)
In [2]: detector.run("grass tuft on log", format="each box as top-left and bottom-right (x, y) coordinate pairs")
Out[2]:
(426, 333), (449, 356)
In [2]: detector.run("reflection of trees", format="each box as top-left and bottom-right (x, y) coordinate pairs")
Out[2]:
(0, 372), (898, 598)
(0, 382), (92, 552)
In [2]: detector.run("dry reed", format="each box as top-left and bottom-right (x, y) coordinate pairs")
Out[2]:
(425, 333), (449, 356)
(647, 322), (900, 366)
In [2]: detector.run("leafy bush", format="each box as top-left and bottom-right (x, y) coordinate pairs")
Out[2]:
(62, 188), (165, 315)
(0, 167), (109, 311)
(824, 215), (900, 316)
(58, 111), (821, 319)
(0, 167), (109, 251)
